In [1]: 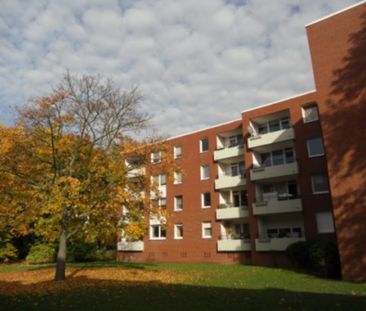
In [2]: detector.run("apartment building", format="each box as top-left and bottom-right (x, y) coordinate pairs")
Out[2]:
(117, 1), (366, 281)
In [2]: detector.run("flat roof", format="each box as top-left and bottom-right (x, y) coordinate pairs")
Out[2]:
(306, 0), (366, 27)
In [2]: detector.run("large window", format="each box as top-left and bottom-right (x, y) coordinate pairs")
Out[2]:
(150, 224), (166, 240)
(201, 165), (210, 180)
(256, 117), (290, 135)
(200, 137), (209, 153)
(228, 135), (244, 148)
(302, 104), (319, 123)
(260, 148), (294, 167)
(174, 224), (183, 239)
(174, 195), (183, 211)
(152, 174), (167, 186)
(311, 174), (329, 194)
(233, 190), (247, 207)
(307, 137), (325, 157)
(174, 171), (182, 184)
(201, 192), (211, 208)
(152, 198), (166, 208)
(174, 145), (182, 159)
(316, 211), (335, 233)
(202, 222), (212, 239)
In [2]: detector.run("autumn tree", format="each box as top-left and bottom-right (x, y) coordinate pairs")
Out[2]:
(0, 72), (173, 280)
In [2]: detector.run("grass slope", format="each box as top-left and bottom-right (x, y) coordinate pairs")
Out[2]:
(0, 262), (365, 311)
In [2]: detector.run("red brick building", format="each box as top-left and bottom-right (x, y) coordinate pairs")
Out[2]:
(117, 1), (366, 281)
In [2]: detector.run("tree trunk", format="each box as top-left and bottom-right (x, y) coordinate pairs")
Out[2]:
(54, 228), (67, 281)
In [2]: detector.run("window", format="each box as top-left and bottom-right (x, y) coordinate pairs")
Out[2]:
(174, 195), (183, 211)
(233, 190), (247, 207)
(152, 198), (166, 208)
(174, 145), (182, 159)
(151, 151), (161, 164)
(202, 222), (212, 239)
(311, 174), (329, 194)
(260, 149), (294, 167)
(316, 211), (335, 233)
(202, 192), (211, 208)
(174, 171), (182, 184)
(269, 120), (280, 132)
(307, 137), (325, 157)
(228, 135), (244, 148)
(200, 165), (210, 180)
(152, 174), (167, 186)
(230, 161), (245, 177)
(150, 224), (166, 239)
(174, 224), (183, 239)
(302, 104), (319, 123)
(200, 137), (209, 153)
(280, 117), (290, 129)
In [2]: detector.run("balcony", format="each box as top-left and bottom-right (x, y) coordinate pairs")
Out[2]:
(117, 241), (144, 252)
(248, 128), (295, 149)
(250, 162), (298, 181)
(127, 167), (146, 178)
(216, 204), (249, 220)
(217, 237), (251, 252)
(253, 198), (302, 215)
(215, 175), (246, 190)
(214, 145), (244, 161)
(255, 236), (305, 251)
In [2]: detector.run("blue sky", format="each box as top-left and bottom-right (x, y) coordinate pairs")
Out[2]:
(0, 0), (359, 137)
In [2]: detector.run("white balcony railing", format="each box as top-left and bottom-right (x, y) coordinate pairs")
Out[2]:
(216, 205), (249, 220)
(250, 162), (298, 181)
(217, 238), (251, 252)
(214, 145), (244, 161)
(253, 198), (302, 215)
(255, 236), (305, 251)
(248, 128), (295, 149)
(215, 175), (246, 189)
(127, 167), (146, 178)
(117, 241), (144, 252)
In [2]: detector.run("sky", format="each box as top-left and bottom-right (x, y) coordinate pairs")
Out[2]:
(0, 0), (360, 137)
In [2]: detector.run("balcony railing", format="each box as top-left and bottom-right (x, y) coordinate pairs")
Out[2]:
(217, 235), (251, 252)
(216, 204), (249, 220)
(253, 197), (302, 215)
(117, 241), (144, 252)
(250, 162), (298, 181)
(214, 144), (244, 161)
(248, 128), (295, 149)
(215, 174), (246, 189)
(255, 232), (305, 251)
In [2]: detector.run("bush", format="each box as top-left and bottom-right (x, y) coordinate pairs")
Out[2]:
(0, 242), (18, 263)
(26, 243), (56, 264)
(286, 241), (312, 269)
(286, 240), (341, 279)
(69, 242), (97, 262)
(309, 240), (341, 278)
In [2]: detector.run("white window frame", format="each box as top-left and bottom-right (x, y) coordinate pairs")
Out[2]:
(150, 224), (166, 240)
(174, 171), (182, 184)
(202, 222), (212, 239)
(151, 151), (161, 164)
(152, 174), (167, 186)
(302, 104), (319, 123)
(174, 195), (183, 211)
(200, 164), (210, 180)
(200, 137), (209, 153)
(174, 224), (183, 239)
(307, 137), (325, 158)
(316, 211), (335, 233)
(311, 174), (329, 194)
(174, 145), (182, 159)
(152, 198), (166, 208)
(201, 192), (211, 208)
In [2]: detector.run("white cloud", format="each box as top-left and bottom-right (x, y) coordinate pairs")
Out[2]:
(0, 0), (360, 137)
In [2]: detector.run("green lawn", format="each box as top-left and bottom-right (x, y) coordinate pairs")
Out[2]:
(0, 262), (365, 311)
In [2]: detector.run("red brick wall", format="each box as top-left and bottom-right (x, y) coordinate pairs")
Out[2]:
(307, 2), (366, 281)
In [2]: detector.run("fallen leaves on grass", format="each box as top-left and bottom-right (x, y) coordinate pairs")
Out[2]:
(0, 268), (193, 296)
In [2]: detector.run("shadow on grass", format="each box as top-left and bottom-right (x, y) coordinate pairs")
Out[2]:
(0, 276), (364, 311)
